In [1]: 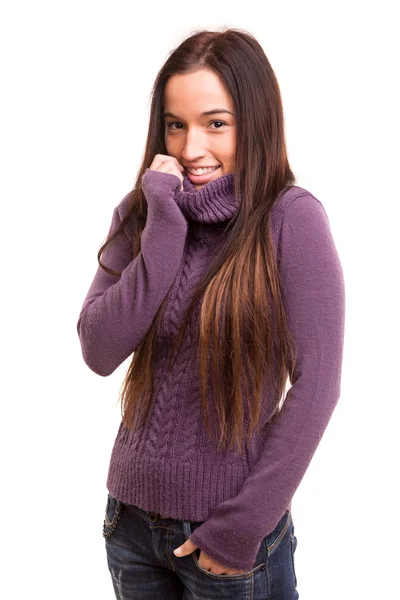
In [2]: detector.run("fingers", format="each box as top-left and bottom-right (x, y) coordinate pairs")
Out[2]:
(198, 551), (246, 575)
(149, 154), (184, 174)
(148, 154), (184, 190)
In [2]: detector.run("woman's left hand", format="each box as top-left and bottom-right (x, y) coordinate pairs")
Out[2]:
(173, 538), (246, 575)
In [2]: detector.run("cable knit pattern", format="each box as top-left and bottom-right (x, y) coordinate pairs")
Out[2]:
(77, 170), (345, 571)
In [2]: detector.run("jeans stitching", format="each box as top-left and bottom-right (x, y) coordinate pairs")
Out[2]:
(267, 511), (291, 555)
(290, 522), (298, 588)
(166, 527), (176, 571)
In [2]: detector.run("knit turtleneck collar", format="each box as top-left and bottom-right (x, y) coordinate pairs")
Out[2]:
(174, 171), (240, 224)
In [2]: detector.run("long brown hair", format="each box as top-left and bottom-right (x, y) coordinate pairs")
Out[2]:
(97, 28), (298, 455)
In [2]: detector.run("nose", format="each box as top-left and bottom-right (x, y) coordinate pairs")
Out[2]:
(181, 127), (207, 161)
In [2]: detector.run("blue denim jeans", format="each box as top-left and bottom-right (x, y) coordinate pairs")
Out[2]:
(103, 492), (299, 599)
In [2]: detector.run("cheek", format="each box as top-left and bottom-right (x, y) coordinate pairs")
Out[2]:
(228, 132), (237, 152)
(218, 133), (236, 155)
(165, 133), (178, 152)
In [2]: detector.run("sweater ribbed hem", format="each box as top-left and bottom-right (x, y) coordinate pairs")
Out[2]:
(106, 431), (250, 522)
(105, 427), (292, 522)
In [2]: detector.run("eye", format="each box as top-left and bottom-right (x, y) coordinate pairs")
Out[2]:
(166, 121), (183, 130)
(209, 121), (226, 129)
(166, 121), (227, 130)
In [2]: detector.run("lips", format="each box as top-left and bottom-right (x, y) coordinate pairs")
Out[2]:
(185, 165), (221, 182)
(185, 165), (220, 174)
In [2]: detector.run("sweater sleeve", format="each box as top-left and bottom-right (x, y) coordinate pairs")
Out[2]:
(76, 169), (188, 376)
(188, 192), (346, 572)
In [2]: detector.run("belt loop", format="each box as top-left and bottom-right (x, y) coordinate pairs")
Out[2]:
(147, 510), (159, 521)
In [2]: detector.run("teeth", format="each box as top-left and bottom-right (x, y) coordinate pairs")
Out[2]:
(187, 166), (219, 175)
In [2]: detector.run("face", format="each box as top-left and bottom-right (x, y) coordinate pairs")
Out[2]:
(163, 68), (236, 190)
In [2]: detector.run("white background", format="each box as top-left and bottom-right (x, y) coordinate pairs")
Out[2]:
(1, 1), (398, 598)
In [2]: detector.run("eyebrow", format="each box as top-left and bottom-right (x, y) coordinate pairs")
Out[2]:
(163, 108), (234, 119)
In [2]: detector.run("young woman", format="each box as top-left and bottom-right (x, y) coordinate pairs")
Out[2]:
(77, 28), (345, 599)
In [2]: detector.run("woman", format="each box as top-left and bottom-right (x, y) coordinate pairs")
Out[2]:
(77, 28), (345, 599)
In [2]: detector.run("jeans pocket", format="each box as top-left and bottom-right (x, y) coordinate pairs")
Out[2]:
(187, 521), (267, 580)
(102, 492), (123, 539)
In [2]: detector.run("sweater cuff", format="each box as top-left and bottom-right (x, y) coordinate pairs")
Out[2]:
(188, 503), (265, 572)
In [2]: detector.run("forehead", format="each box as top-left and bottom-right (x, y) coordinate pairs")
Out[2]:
(164, 69), (233, 114)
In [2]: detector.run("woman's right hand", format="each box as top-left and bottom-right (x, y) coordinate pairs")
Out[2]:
(141, 154), (188, 229)
(147, 154), (185, 191)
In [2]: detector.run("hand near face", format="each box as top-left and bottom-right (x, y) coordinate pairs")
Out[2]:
(147, 154), (185, 191)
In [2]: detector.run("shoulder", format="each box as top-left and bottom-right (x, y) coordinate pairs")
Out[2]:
(108, 190), (135, 240)
(269, 185), (330, 248)
(271, 185), (327, 219)
(115, 190), (134, 221)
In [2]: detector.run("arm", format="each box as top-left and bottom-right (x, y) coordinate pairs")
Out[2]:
(76, 169), (188, 376)
(189, 192), (346, 571)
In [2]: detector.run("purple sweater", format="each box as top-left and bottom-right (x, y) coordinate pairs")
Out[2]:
(77, 168), (345, 571)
